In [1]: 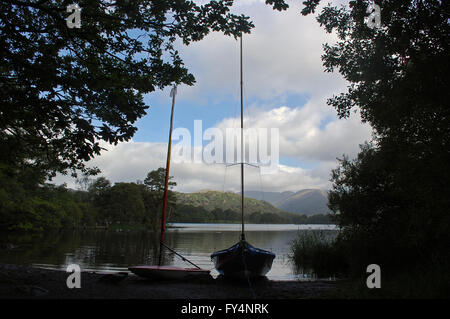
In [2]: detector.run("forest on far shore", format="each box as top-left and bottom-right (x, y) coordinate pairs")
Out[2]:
(0, 167), (331, 232)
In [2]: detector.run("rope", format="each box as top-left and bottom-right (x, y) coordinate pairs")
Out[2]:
(258, 166), (266, 204)
(222, 164), (228, 193)
(160, 242), (202, 269)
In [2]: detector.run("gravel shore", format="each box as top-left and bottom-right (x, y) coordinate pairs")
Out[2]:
(0, 263), (341, 299)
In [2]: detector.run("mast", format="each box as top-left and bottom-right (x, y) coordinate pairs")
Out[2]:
(240, 36), (245, 241)
(158, 86), (177, 266)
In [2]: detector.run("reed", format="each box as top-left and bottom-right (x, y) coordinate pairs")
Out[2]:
(290, 230), (347, 278)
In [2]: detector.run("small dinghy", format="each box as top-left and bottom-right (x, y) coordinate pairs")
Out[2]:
(129, 87), (210, 281)
(210, 36), (275, 278)
(211, 240), (275, 278)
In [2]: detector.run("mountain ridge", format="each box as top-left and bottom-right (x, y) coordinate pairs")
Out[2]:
(175, 189), (332, 216)
(175, 190), (285, 215)
(244, 189), (331, 215)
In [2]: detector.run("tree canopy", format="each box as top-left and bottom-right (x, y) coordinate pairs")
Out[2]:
(299, 0), (449, 282)
(144, 167), (176, 193)
(0, 0), (257, 179)
(316, 0), (449, 141)
(0, 0), (297, 180)
(0, 167), (177, 231)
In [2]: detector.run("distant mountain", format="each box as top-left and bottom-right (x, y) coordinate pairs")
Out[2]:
(175, 190), (285, 215)
(243, 191), (295, 206)
(244, 189), (331, 216)
(173, 190), (333, 224)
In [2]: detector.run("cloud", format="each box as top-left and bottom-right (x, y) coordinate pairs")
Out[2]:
(52, 140), (330, 192)
(216, 98), (372, 163)
(159, 0), (346, 104)
(51, 0), (372, 193)
(52, 101), (371, 193)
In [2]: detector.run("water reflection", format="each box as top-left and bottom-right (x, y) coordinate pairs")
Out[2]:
(0, 224), (338, 280)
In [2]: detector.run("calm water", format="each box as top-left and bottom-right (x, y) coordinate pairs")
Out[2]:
(0, 223), (338, 280)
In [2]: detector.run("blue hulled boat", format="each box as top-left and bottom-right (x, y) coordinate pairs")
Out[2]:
(211, 240), (275, 278)
(210, 36), (275, 278)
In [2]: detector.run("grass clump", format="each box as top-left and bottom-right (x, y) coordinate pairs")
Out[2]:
(290, 230), (450, 298)
(290, 230), (347, 279)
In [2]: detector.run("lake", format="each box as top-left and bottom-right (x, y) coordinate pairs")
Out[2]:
(0, 223), (338, 280)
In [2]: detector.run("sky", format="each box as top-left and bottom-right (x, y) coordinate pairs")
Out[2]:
(52, 0), (373, 193)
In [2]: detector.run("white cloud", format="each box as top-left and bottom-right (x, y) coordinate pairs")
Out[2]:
(216, 97), (372, 162)
(156, 0), (347, 104)
(52, 101), (371, 193)
(51, 0), (372, 193)
(52, 140), (329, 192)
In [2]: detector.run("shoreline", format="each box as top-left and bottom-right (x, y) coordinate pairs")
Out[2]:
(0, 263), (342, 299)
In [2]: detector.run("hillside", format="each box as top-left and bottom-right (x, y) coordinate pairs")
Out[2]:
(244, 189), (332, 216)
(244, 191), (295, 206)
(172, 190), (332, 224)
(175, 190), (284, 215)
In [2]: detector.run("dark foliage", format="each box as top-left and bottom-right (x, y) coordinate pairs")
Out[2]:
(0, 167), (176, 231)
(289, 0), (450, 296)
(0, 0), (254, 178)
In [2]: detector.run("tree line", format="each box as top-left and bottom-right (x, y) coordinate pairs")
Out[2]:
(170, 204), (332, 224)
(0, 165), (331, 231)
(0, 167), (174, 231)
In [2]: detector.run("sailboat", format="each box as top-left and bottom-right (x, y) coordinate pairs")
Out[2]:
(129, 87), (210, 280)
(210, 36), (276, 278)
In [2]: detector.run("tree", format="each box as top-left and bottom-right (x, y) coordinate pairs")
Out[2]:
(262, 0), (449, 139)
(98, 182), (146, 224)
(315, 1), (449, 142)
(88, 176), (111, 197)
(143, 167), (177, 226)
(144, 167), (176, 193)
(0, 0), (256, 179)
(301, 0), (450, 277)
(86, 176), (111, 223)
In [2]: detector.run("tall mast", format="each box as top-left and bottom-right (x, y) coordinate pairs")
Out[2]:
(240, 36), (245, 241)
(158, 86), (177, 266)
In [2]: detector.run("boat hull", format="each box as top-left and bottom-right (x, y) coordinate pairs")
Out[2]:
(128, 266), (210, 280)
(211, 241), (275, 278)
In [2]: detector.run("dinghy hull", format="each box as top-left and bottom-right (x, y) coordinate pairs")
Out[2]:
(211, 241), (275, 278)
